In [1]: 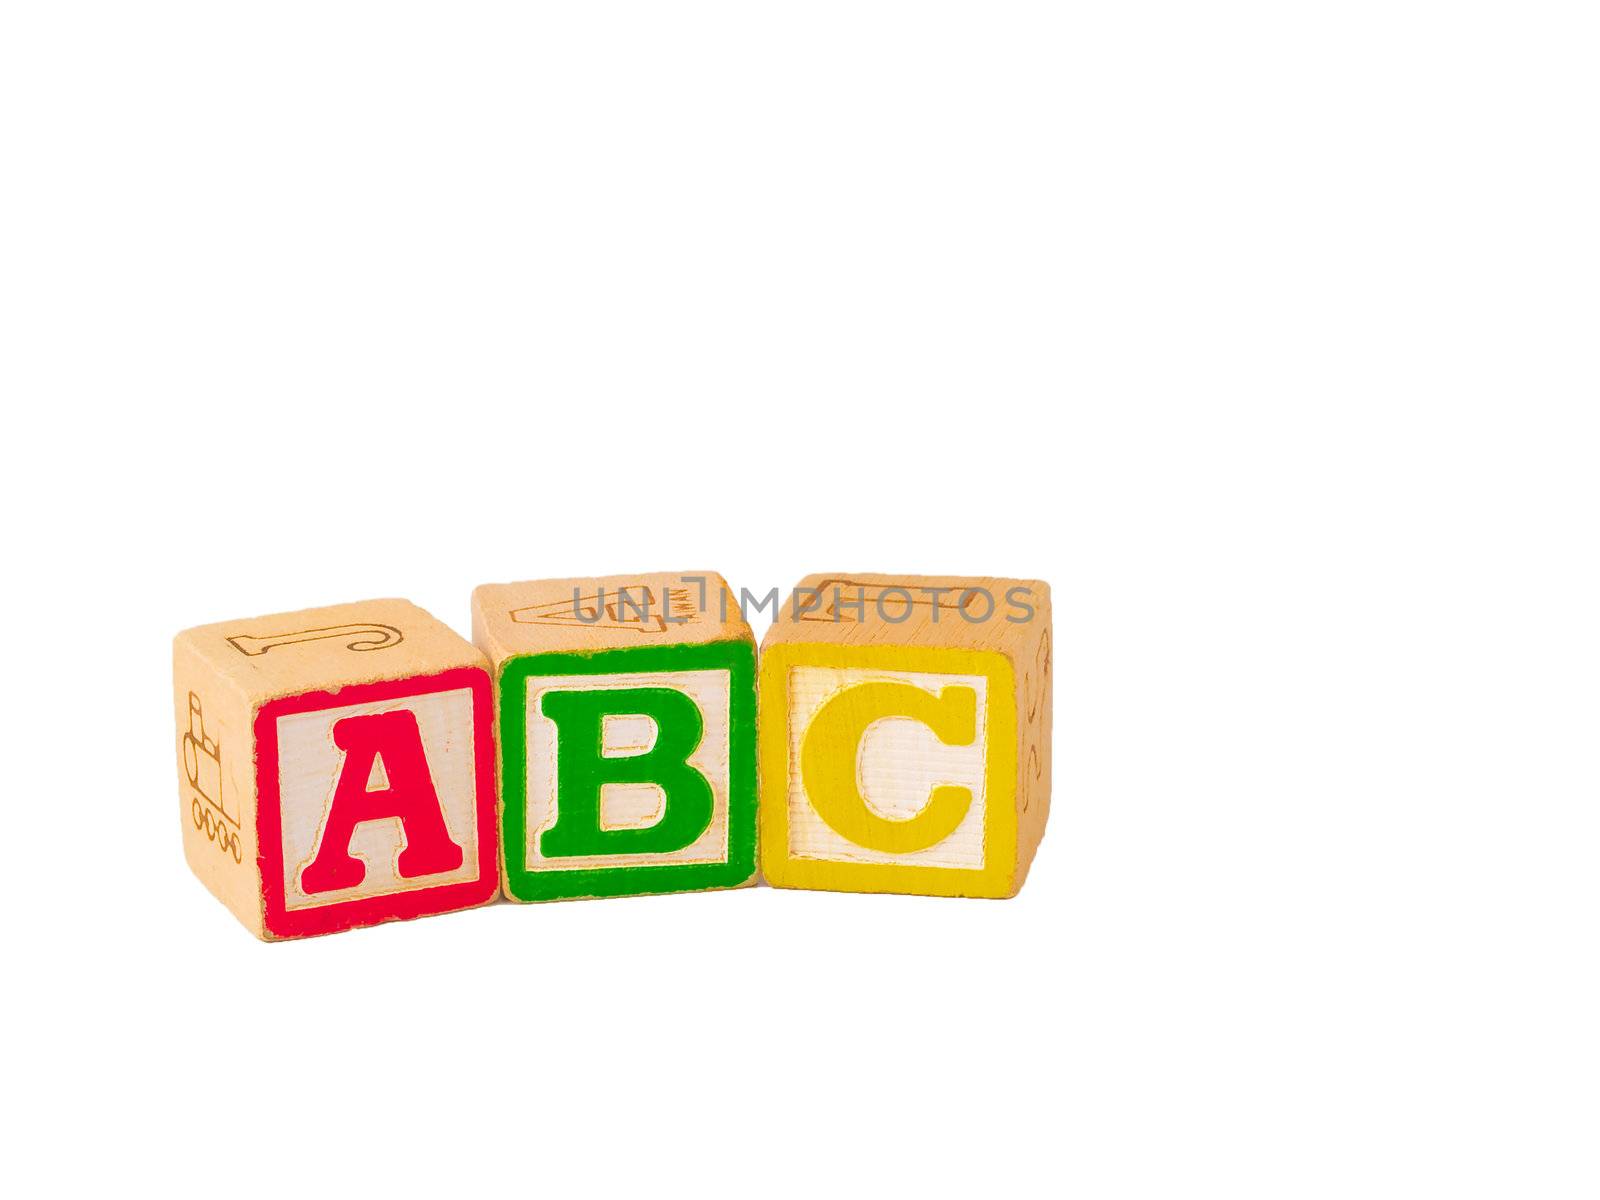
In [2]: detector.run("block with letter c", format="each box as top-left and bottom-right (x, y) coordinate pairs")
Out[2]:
(759, 574), (1052, 897)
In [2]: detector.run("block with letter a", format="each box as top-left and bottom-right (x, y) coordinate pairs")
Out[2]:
(472, 571), (757, 901)
(172, 599), (499, 939)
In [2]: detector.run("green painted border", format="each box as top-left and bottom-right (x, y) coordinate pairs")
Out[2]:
(499, 639), (757, 901)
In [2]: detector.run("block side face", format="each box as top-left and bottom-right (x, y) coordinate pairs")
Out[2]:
(498, 639), (757, 900)
(177, 598), (485, 707)
(174, 638), (265, 937)
(474, 571), (750, 659)
(764, 573), (1050, 659)
(759, 642), (1018, 898)
(1009, 606), (1054, 894)
(255, 666), (500, 939)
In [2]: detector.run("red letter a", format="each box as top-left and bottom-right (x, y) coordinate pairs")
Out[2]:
(300, 709), (465, 894)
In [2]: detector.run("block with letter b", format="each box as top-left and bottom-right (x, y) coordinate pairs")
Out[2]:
(472, 571), (757, 901)
(172, 599), (499, 939)
(760, 574), (1052, 898)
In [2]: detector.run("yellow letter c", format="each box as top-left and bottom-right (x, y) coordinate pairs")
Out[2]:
(800, 682), (977, 854)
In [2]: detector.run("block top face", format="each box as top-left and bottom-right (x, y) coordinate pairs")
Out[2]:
(763, 573), (1050, 655)
(472, 571), (752, 662)
(175, 598), (485, 706)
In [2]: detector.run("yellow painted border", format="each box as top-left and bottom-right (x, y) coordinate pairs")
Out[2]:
(758, 643), (1017, 897)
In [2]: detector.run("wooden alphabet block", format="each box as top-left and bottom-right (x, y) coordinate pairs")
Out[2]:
(759, 574), (1052, 898)
(472, 571), (757, 901)
(173, 599), (500, 939)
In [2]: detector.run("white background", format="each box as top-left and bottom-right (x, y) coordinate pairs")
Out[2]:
(2, 3), (1595, 1196)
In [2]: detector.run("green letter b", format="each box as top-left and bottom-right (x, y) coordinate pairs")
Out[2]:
(539, 687), (715, 858)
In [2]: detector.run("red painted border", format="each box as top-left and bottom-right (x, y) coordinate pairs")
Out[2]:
(256, 667), (499, 939)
